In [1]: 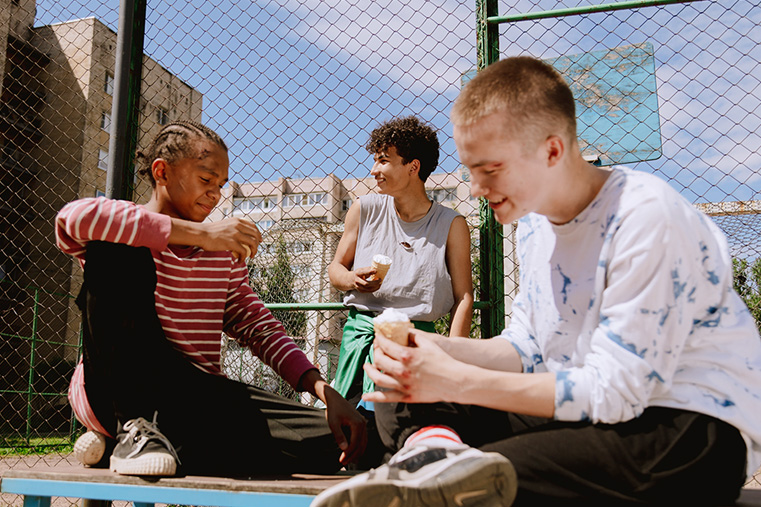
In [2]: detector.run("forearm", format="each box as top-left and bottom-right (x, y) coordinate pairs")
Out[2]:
(437, 336), (523, 372)
(448, 294), (474, 337)
(298, 368), (327, 399)
(168, 217), (206, 247)
(452, 365), (556, 418)
(328, 261), (356, 292)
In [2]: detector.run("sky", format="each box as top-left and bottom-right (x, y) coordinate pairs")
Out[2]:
(34, 0), (761, 205)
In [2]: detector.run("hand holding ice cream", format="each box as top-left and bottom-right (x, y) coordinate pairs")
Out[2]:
(367, 254), (392, 282)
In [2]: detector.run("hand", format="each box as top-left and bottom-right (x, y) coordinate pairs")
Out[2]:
(363, 329), (461, 404)
(353, 266), (382, 293)
(197, 218), (262, 261)
(322, 385), (368, 465)
(299, 370), (368, 465)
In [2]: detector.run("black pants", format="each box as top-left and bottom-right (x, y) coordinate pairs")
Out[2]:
(77, 242), (342, 476)
(375, 399), (747, 505)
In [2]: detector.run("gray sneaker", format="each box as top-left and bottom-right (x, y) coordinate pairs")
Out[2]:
(310, 444), (517, 507)
(109, 413), (179, 476)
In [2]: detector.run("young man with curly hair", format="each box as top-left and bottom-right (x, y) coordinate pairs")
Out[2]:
(328, 116), (473, 414)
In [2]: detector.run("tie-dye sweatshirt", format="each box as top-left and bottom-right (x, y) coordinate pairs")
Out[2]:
(498, 167), (761, 475)
(56, 197), (316, 389)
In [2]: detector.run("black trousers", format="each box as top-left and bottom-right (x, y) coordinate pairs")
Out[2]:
(77, 242), (342, 476)
(375, 398), (747, 505)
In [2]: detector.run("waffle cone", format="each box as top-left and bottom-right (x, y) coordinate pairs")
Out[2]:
(374, 320), (412, 345)
(369, 260), (391, 281)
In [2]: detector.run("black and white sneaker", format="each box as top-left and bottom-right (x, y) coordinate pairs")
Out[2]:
(109, 413), (179, 476)
(310, 443), (517, 507)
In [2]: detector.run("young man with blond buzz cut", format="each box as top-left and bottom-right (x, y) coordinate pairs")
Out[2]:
(312, 57), (761, 506)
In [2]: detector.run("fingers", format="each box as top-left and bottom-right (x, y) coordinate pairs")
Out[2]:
(363, 362), (407, 392)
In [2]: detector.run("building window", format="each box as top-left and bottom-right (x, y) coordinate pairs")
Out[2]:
(283, 194), (304, 208)
(233, 196), (277, 214)
(98, 149), (109, 171)
(291, 264), (310, 277)
(257, 220), (274, 231)
(95, 189), (106, 197)
(428, 188), (457, 203)
(157, 107), (169, 126)
(342, 198), (352, 211)
(104, 72), (114, 95)
(308, 192), (325, 205)
(100, 112), (111, 132)
(289, 241), (311, 254)
(284, 192), (325, 207)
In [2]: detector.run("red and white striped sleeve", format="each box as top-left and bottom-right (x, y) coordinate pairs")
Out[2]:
(55, 197), (172, 260)
(223, 263), (316, 390)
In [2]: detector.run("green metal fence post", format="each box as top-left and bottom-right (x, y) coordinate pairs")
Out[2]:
(475, 0), (505, 339)
(25, 287), (39, 443)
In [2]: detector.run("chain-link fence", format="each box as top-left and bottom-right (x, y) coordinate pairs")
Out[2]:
(1, 0), (760, 501)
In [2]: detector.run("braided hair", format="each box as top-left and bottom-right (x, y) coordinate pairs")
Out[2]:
(137, 120), (228, 186)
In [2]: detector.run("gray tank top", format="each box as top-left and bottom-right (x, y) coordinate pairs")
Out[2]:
(343, 194), (461, 321)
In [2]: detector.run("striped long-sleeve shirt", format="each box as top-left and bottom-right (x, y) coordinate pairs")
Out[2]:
(56, 197), (316, 389)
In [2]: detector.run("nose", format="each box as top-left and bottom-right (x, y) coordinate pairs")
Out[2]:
(208, 186), (221, 203)
(469, 175), (487, 199)
(370, 163), (380, 177)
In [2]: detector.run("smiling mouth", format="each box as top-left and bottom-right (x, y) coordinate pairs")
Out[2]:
(489, 197), (507, 209)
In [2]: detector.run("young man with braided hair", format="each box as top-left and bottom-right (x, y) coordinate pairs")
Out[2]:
(312, 57), (761, 506)
(60, 120), (367, 476)
(328, 116), (473, 412)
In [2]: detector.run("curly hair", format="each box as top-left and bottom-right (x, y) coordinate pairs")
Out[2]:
(366, 116), (440, 182)
(136, 120), (228, 186)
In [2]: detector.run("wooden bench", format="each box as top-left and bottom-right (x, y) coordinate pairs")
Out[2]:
(4, 466), (761, 506)
(0, 465), (352, 506)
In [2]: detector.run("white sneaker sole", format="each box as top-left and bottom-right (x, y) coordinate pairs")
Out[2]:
(311, 452), (517, 507)
(73, 431), (106, 466)
(110, 452), (177, 476)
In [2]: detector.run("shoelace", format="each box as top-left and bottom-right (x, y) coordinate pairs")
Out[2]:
(122, 412), (181, 464)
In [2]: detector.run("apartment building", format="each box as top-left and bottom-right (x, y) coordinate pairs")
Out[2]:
(0, 0), (201, 432)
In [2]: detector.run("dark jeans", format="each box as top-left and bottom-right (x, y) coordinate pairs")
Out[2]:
(376, 399), (747, 505)
(77, 241), (342, 476)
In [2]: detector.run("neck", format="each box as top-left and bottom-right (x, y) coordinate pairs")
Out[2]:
(392, 187), (432, 222)
(545, 155), (611, 225)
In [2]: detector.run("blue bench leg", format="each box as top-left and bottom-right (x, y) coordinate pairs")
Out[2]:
(23, 496), (51, 507)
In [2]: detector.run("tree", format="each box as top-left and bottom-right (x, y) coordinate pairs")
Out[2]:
(732, 257), (761, 333)
(250, 235), (307, 338)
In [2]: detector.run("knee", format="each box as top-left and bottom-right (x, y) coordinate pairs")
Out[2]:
(84, 242), (156, 294)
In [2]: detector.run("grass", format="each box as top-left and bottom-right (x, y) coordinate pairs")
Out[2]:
(0, 436), (74, 456)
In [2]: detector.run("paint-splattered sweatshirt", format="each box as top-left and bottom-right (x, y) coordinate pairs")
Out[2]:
(499, 167), (761, 475)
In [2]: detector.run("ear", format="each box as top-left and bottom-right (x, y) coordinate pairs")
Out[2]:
(151, 158), (170, 186)
(545, 135), (564, 168)
(408, 158), (421, 176)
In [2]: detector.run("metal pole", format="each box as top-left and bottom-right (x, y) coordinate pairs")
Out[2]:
(106, 0), (147, 200)
(487, 0), (704, 24)
(24, 288), (39, 443)
(475, 0), (505, 339)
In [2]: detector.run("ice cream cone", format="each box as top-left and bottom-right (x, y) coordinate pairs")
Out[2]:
(373, 308), (412, 346)
(369, 254), (392, 281)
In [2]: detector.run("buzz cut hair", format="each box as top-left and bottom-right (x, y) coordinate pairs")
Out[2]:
(136, 120), (228, 187)
(451, 56), (577, 148)
(366, 116), (440, 182)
